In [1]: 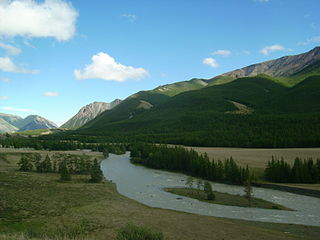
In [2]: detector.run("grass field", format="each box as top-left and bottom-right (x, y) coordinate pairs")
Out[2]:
(1, 149), (320, 240)
(165, 188), (291, 210)
(185, 146), (320, 181)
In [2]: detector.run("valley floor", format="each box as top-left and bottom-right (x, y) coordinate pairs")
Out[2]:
(182, 146), (320, 182)
(1, 149), (320, 240)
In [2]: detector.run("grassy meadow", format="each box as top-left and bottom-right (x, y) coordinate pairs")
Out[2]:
(165, 188), (291, 210)
(1, 149), (320, 240)
(185, 146), (320, 182)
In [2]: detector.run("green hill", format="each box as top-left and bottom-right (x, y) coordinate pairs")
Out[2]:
(82, 78), (207, 129)
(74, 74), (320, 147)
(59, 47), (320, 147)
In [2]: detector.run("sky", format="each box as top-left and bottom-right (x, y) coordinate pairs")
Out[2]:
(0, 0), (320, 126)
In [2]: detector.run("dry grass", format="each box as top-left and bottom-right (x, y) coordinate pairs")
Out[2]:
(184, 146), (320, 176)
(1, 149), (320, 240)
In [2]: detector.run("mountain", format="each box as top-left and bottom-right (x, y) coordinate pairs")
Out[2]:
(81, 47), (320, 130)
(18, 115), (58, 132)
(0, 118), (18, 133)
(0, 113), (23, 128)
(81, 78), (207, 130)
(152, 78), (208, 96)
(61, 99), (122, 129)
(209, 47), (320, 86)
(0, 113), (58, 133)
(76, 74), (320, 147)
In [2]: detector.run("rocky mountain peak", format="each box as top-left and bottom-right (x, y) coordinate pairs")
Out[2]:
(61, 99), (122, 129)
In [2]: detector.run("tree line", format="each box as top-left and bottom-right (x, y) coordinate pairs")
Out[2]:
(18, 153), (103, 182)
(130, 143), (253, 185)
(0, 136), (126, 155)
(264, 157), (320, 183)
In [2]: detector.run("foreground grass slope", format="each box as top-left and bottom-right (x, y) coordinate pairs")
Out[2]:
(1, 150), (320, 240)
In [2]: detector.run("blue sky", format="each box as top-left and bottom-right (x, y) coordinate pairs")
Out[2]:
(0, 0), (320, 125)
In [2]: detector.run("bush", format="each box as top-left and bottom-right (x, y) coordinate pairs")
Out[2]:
(116, 224), (164, 240)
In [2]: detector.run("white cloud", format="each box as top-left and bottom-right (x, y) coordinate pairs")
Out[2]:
(0, 77), (11, 82)
(260, 44), (285, 55)
(43, 91), (59, 97)
(0, 42), (21, 55)
(0, 0), (78, 41)
(298, 36), (320, 46)
(203, 57), (219, 68)
(121, 14), (137, 22)
(1, 106), (32, 112)
(74, 52), (149, 82)
(0, 96), (8, 100)
(254, 0), (270, 2)
(212, 50), (231, 56)
(0, 56), (38, 74)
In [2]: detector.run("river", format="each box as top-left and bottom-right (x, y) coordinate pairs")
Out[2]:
(100, 152), (320, 226)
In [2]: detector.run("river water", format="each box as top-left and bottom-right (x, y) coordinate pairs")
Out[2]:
(100, 152), (320, 226)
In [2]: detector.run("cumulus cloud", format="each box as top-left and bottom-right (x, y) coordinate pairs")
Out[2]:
(74, 52), (149, 82)
(0, 96), (8, 100)
(0, 42), (21, 55)
(0, 0), (78, 41)
(202, 57), (219, 68)
(260, 44), (285, 55)
(43, 91), (59, 97)
(0, 56), (38, 74)
(212, 50), (231, 56)
(1, 106), (32, 112)
(121, 14), (137, 22)
(298, 36), (320, 46)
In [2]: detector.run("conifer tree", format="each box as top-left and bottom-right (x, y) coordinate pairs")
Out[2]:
(204, 181), (215, 200)
(59, 159), (71, 181)
(18, 155), (33, 172)
(90, 158), (103, 183)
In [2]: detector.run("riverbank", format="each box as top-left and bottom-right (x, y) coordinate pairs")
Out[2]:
(253, 182), (320, 199)
(165, 187), (291, 210)
(102, 153), (320, 226)
(1, 150), (320, 240)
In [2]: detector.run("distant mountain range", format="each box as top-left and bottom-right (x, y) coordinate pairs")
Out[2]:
(61, 99), (121, 129)
(0, 113), (57, 133)
(71, 47), (320, 147)
(209, 46), (320, 86)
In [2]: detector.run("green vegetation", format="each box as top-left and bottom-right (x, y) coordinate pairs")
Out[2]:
(131, 144), (253, 185)
(116, 224), (164, 240)
(67, 75), (320, 148)
(90, 158), (104, 183)
(280, 60), (320, 86)
(0, 137), (127, 153)
(13, 129), (53, 136)
(152, 78), (207, 96)
(265, 157), (320, 183)
(165, 187), (291, 210)
(1, 150), (320, 240)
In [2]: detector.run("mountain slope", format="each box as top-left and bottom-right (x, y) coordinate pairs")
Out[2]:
(18, 115), (58, 132)
(209, 47), (320, 86)
(152, 78), (208, 96)
(82, 78), (209, 129)
(0, 113), (23, 128)
(76, 74), (320, 147)
(61, 99), (121, 129)
(0, 118), (18, 133)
